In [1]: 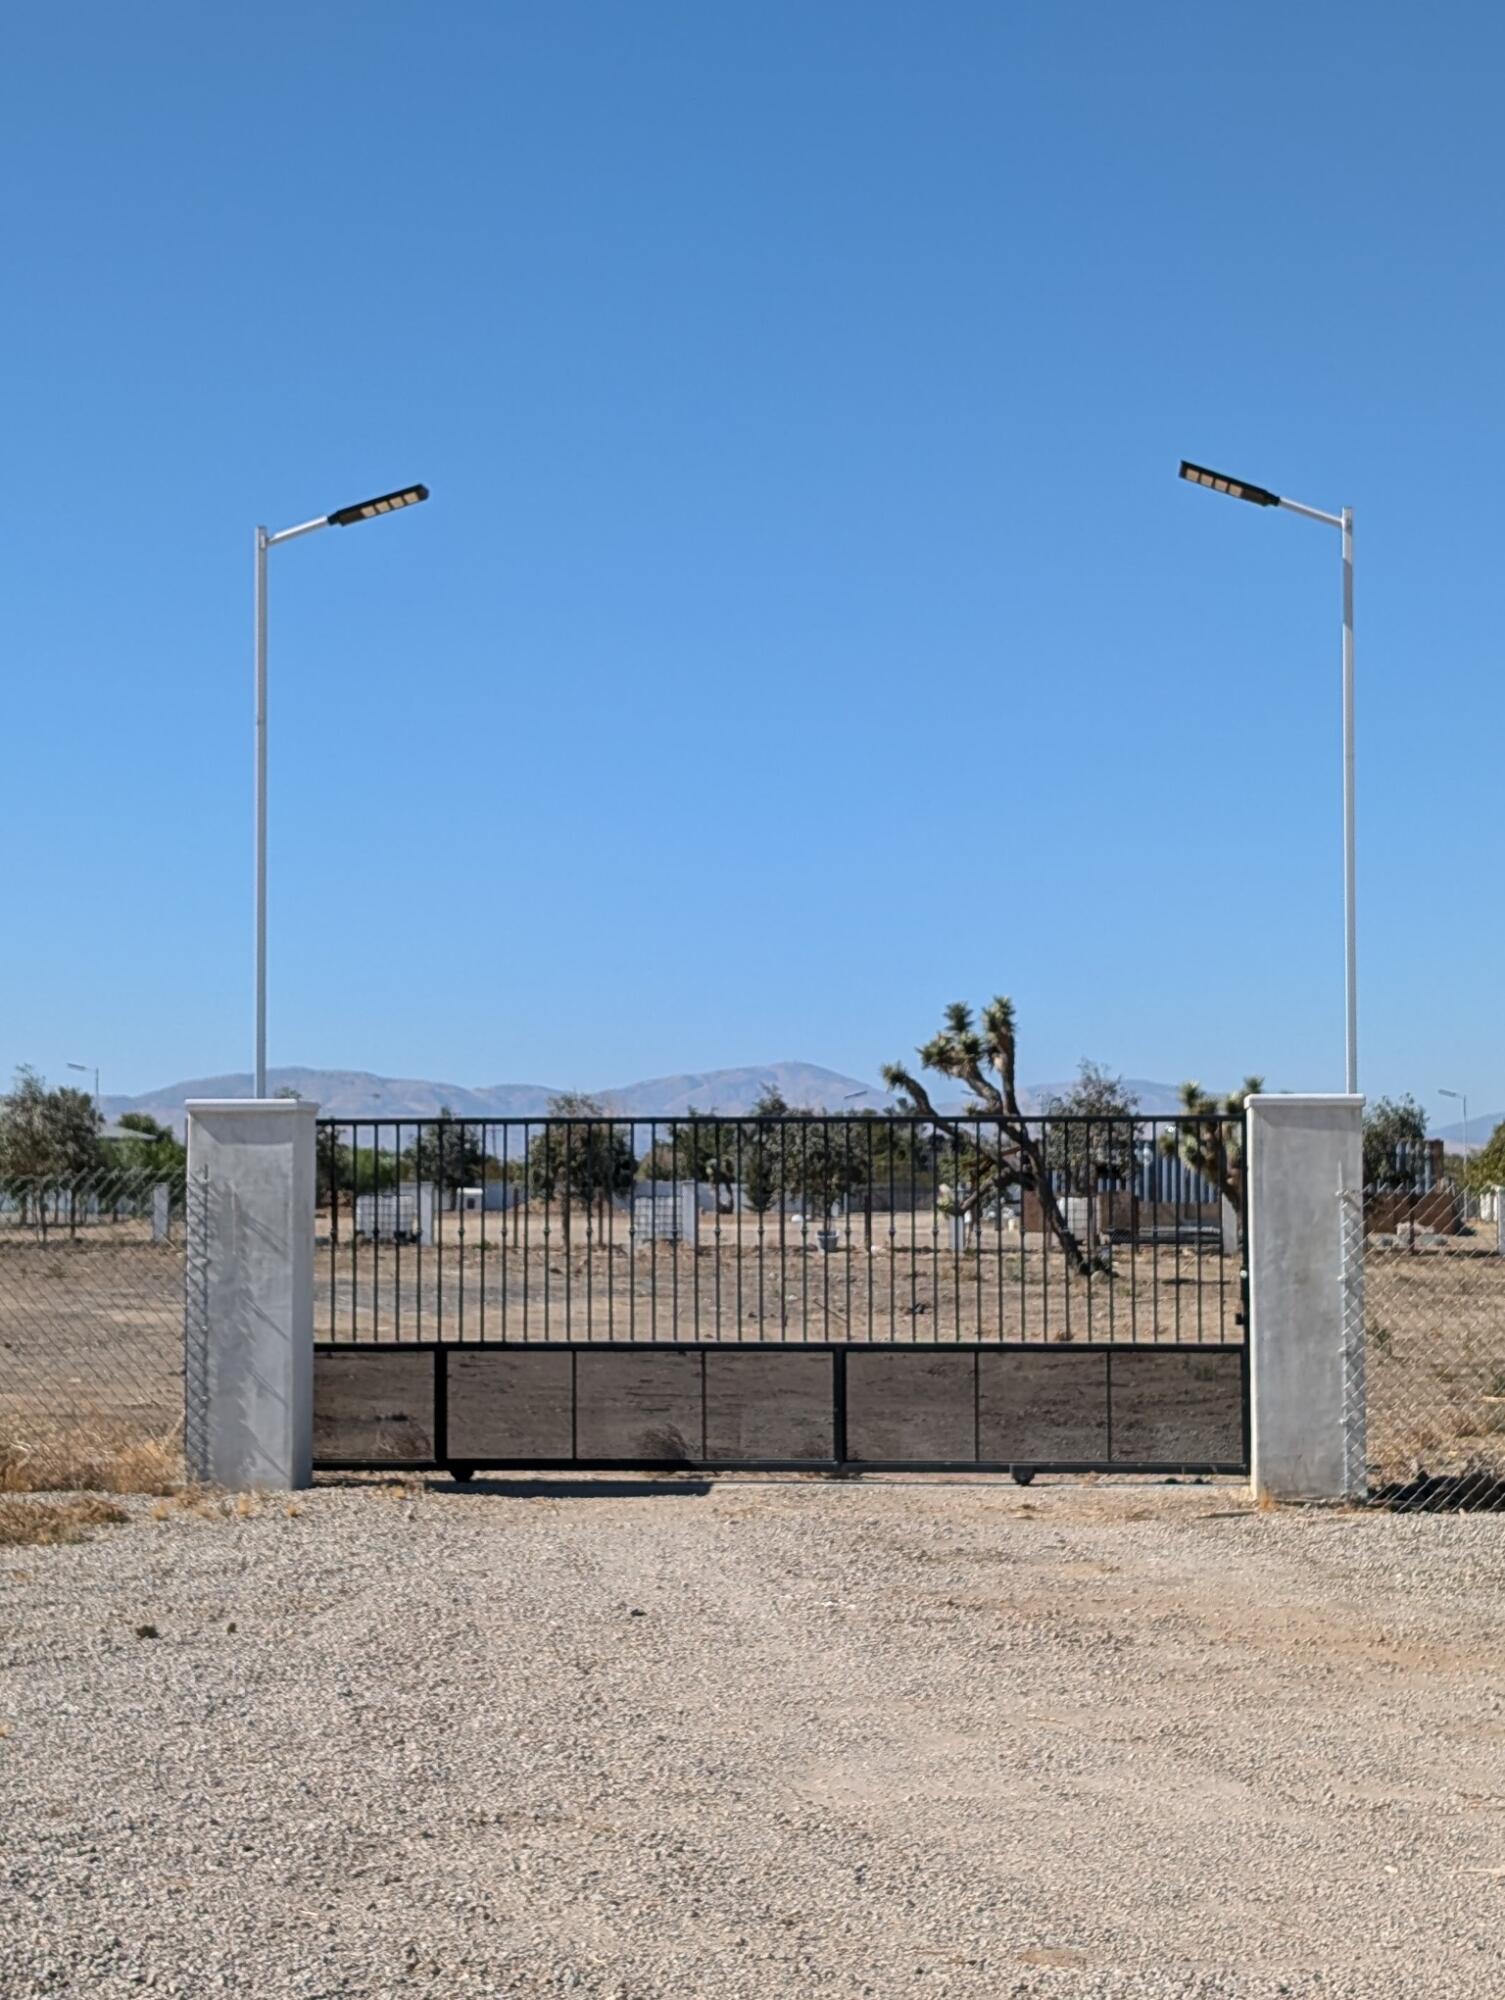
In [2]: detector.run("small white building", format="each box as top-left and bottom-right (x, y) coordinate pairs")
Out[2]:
(454, 1183), (518, 1214)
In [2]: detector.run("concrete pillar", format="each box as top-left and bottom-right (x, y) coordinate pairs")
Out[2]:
(1246, 1094), (1364, 1502)
(185, 1099), (318, 1491)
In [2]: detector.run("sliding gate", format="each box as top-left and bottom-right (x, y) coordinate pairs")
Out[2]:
(312, 1111), (1249, 1478)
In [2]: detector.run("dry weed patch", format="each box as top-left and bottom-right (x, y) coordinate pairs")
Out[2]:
(0, 1494), (129, 1547)
(0, 1430), (181, 1497)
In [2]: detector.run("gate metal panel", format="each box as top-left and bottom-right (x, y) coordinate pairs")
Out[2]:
(314, 1348), (435, 1463)
(979, 1349), (1109, 1463)
(446, 1350), (573, 1461)
(704, 1350), (834, 1462)
(312, 1340), (1248, 1476)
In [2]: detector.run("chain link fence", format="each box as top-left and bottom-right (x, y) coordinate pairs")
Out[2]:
(1346, 1183), (1505, 1509)
(0, 1169), (186, 1489)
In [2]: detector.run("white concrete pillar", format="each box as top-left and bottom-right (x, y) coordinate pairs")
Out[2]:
(1246, 1094), (1364, 1502)
(185, 1099), (318, 1491)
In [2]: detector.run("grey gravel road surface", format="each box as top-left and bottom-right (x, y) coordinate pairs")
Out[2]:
(2, 1478), (1502, 1998)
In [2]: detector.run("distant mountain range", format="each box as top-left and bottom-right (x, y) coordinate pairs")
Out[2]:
(1434, 1116), (1499, 1155)
(102, 1065), (1197, 1134)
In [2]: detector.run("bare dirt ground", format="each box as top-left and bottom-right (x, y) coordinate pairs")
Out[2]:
(2, 1478), (1503, 1998)
(312, 1228), (1247, 1347)
(0, 1233), (186, 1451)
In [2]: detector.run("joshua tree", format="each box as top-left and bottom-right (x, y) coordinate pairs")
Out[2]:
(1159, 1078), (1264, 1218)
(881, 996), (1093, 1276)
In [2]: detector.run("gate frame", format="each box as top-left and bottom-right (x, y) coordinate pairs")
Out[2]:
(187, 1098), (1335, 1495)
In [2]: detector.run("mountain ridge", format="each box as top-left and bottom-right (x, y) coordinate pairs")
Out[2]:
(102, 1064), (1195, 1133)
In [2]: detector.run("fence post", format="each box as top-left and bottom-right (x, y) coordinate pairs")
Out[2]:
(185, 1098), (318, 1491)
(1246, 1093), (1365, 1502)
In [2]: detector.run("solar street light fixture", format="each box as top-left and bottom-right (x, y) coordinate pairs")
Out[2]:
(1177, 461), (1279, 508)
(67, 1061), (100, 1116)
(254, 484), (430, 1095)
(1178, 457), (1357, 1093)
(327, 485), (430, 527)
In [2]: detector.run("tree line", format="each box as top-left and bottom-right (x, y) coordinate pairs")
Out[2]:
(0, 1066), (186, 1236)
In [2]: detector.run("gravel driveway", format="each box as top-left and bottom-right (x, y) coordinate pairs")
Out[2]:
(3, 1477), (1503, 1998)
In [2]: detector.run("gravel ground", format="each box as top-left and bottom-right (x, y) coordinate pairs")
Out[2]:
(2, 1477), (1503, 1998)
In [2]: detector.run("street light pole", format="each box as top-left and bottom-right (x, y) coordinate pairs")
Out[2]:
(1439, 1088), (1469, 1160)
(252, 485), (429, 1097)
(1440, 1087), (1470, 1222)
(1178, 460), (1358, 1092)
(1342, 507), (1356, 1098)
(67, 1062), (99, 1119)
(255, 526), (269, 1098)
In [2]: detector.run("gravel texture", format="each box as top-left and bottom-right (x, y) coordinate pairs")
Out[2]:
(2, 1476), (1503, 1998)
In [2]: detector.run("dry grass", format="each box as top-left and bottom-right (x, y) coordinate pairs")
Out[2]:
(0, 1492), (129, 1547)
(0, 1428), (182, 1496)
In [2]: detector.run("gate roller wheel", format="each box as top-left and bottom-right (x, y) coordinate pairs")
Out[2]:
(448, 1465), (477, 1483)
(1011, 1468), (1036, 1487)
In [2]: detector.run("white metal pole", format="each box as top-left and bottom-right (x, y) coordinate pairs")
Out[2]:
(254, 526), (269, 1098)
(1463, 1095), (1471, 1219)
(250, 489), (419, 1102)
(1341, 507), (1357, 1095)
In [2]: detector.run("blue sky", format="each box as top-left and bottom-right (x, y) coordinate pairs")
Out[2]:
(3, 3), (1500, 1120)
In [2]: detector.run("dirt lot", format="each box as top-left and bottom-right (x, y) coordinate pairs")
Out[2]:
(0, 1231), (186, 1450)
(2, 1478), (1504, 1997)
(313, 1228), (1246, 1346)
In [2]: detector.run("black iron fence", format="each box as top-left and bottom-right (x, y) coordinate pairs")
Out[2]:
(314, 1112), (1246, 1347)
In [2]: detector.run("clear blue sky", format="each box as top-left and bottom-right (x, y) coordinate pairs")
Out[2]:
(3, 2), (1500, 1119)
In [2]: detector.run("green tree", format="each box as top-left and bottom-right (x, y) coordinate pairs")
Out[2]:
(740, 1087), (789, 1216)
(308, 1129), (405, 1243)
(741, 1145), (779, 1216)
(528, 1093), (636, 1240)
(1465, 1121), (1505, 1193)
(882, 997), (1095, 1274)
(635, 1136), (676, 1183)
(669, 1109), (740, 1211)
(0, 1067), (58, 1190)
(0, 1066), (103, 1237)
(779, 1115), (869, 1223)
(1042, 1060), (1142, 1194)
(1362, 1094), (1428, 1189)
(110, 1112), (188, 1193)
(47, 1086), (100, 1190)
(403, 1107), (491, 1195)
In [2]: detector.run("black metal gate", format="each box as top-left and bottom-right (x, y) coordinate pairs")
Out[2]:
(311, 1111), (1249, 1478)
